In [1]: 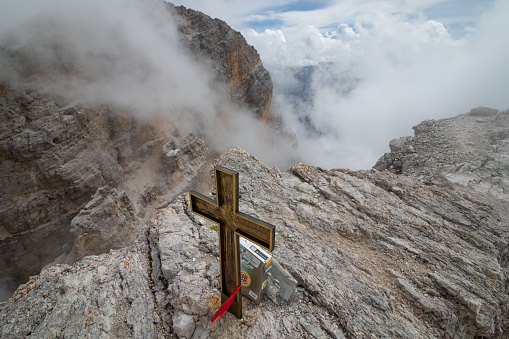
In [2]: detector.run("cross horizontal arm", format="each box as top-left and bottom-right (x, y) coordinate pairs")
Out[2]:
(236, 212), (275, 251)
(189, 191), (221, 224)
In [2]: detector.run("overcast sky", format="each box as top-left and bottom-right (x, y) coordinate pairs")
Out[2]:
(171, 0), (509, 169)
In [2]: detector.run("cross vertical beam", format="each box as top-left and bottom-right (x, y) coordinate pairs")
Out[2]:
(189, 166), (275, 318)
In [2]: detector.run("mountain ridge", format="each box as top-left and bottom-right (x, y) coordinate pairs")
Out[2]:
(1, 139), (507, 337)
(375, 106), (509, 202)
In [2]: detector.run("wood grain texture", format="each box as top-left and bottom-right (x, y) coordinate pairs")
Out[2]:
(189, 166), (276, 318)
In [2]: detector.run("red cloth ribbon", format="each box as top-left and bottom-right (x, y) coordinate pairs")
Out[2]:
(211, 285), (241, 323)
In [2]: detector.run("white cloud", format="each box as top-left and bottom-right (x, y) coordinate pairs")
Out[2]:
(3, 0), (505, 170)
(168, 0), (289, 28)
(242, 0), (509, 169)
(332, 23), (359, 40)
(0, 0), (297, 169)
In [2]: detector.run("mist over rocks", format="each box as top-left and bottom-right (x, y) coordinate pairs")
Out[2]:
(0, 84), (188, 300)
(239, 0), (509, 170)
(168, 4), (273, 123)
(0, 0), (280, 301)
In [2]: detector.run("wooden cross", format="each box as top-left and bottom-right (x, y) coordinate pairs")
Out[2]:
(189, 166), (275, 318)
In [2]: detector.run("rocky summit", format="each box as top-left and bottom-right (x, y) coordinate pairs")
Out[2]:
(375, 107), (509, 202)
(1, 142), (507, 338)
(1, 1), (508, 338)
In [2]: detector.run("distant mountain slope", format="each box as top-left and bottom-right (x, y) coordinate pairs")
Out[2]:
(375, 107), (509, 202)
(0, 1), (275, 300)
(169, 4), (273, 123)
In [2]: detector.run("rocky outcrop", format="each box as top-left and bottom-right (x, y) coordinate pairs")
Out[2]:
(2, 145), (507, 338)
(0, 86), (210, 298)
(169, 4), (273, 123)
(161, 133), (209, 176)
(69, 186), (138, 263)
(0, 236), (166, 338)
(374, 107), (509, 201)
(0, 88), (113, 299)
(0, 1), (274, 300)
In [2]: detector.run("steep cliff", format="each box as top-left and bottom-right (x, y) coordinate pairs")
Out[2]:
(0, 2), (274, 300)
(0, 83), (208, 300)
(169, 4), (273, 123)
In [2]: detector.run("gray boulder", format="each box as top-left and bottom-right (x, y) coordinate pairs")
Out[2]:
(69, 186), (138, 262)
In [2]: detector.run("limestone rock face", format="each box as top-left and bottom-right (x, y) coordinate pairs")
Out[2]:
(0, 88), (109, 298)
(374, 108), (509, 201)
(0, 85), (212, 298)
(0, 236), (166, 338)
(0, 84), (173, 296)
(162, 134), (208, 176)
(2, 144), (507, 338)
(69, 186), (138, 263)
(0, 1), (273, 299)
(170, 4), (273, 122)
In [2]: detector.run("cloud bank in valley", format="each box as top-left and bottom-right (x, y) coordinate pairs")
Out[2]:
(239, 0), (509, 169)
(2, 0), (508, 170)
(173, 0), (508, 169)
(0, 0), (296, 169)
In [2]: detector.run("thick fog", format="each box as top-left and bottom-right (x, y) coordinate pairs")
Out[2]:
(173, 0), (509, 169)
(2, 0), (508, 170)
(243, 0), (509, 169)
(0, 0), (296, 169)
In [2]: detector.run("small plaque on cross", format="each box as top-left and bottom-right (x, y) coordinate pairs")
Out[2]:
(189, 166), (275, 318)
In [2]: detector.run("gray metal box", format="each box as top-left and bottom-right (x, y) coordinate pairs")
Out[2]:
(239, 236), (272, 303)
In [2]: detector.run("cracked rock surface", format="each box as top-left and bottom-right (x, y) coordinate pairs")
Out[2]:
(0, 0), (272, 299)
(374, 107), (509, 201)
(0, 231), (166, 338)
(2, 145), (507, 338)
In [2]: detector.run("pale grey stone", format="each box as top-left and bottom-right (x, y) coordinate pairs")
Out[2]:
(282, 316), (293, 331)
(469, 106), (499, 116)
(374, 108), (509, 201)
(265, 260), (297, 305)
(69, 186), (139, 262)
(191, 326), (210, 339)
(389, 136), (413, 152)
(173, 311), (196, 339)
(0, 237), (167, 338)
